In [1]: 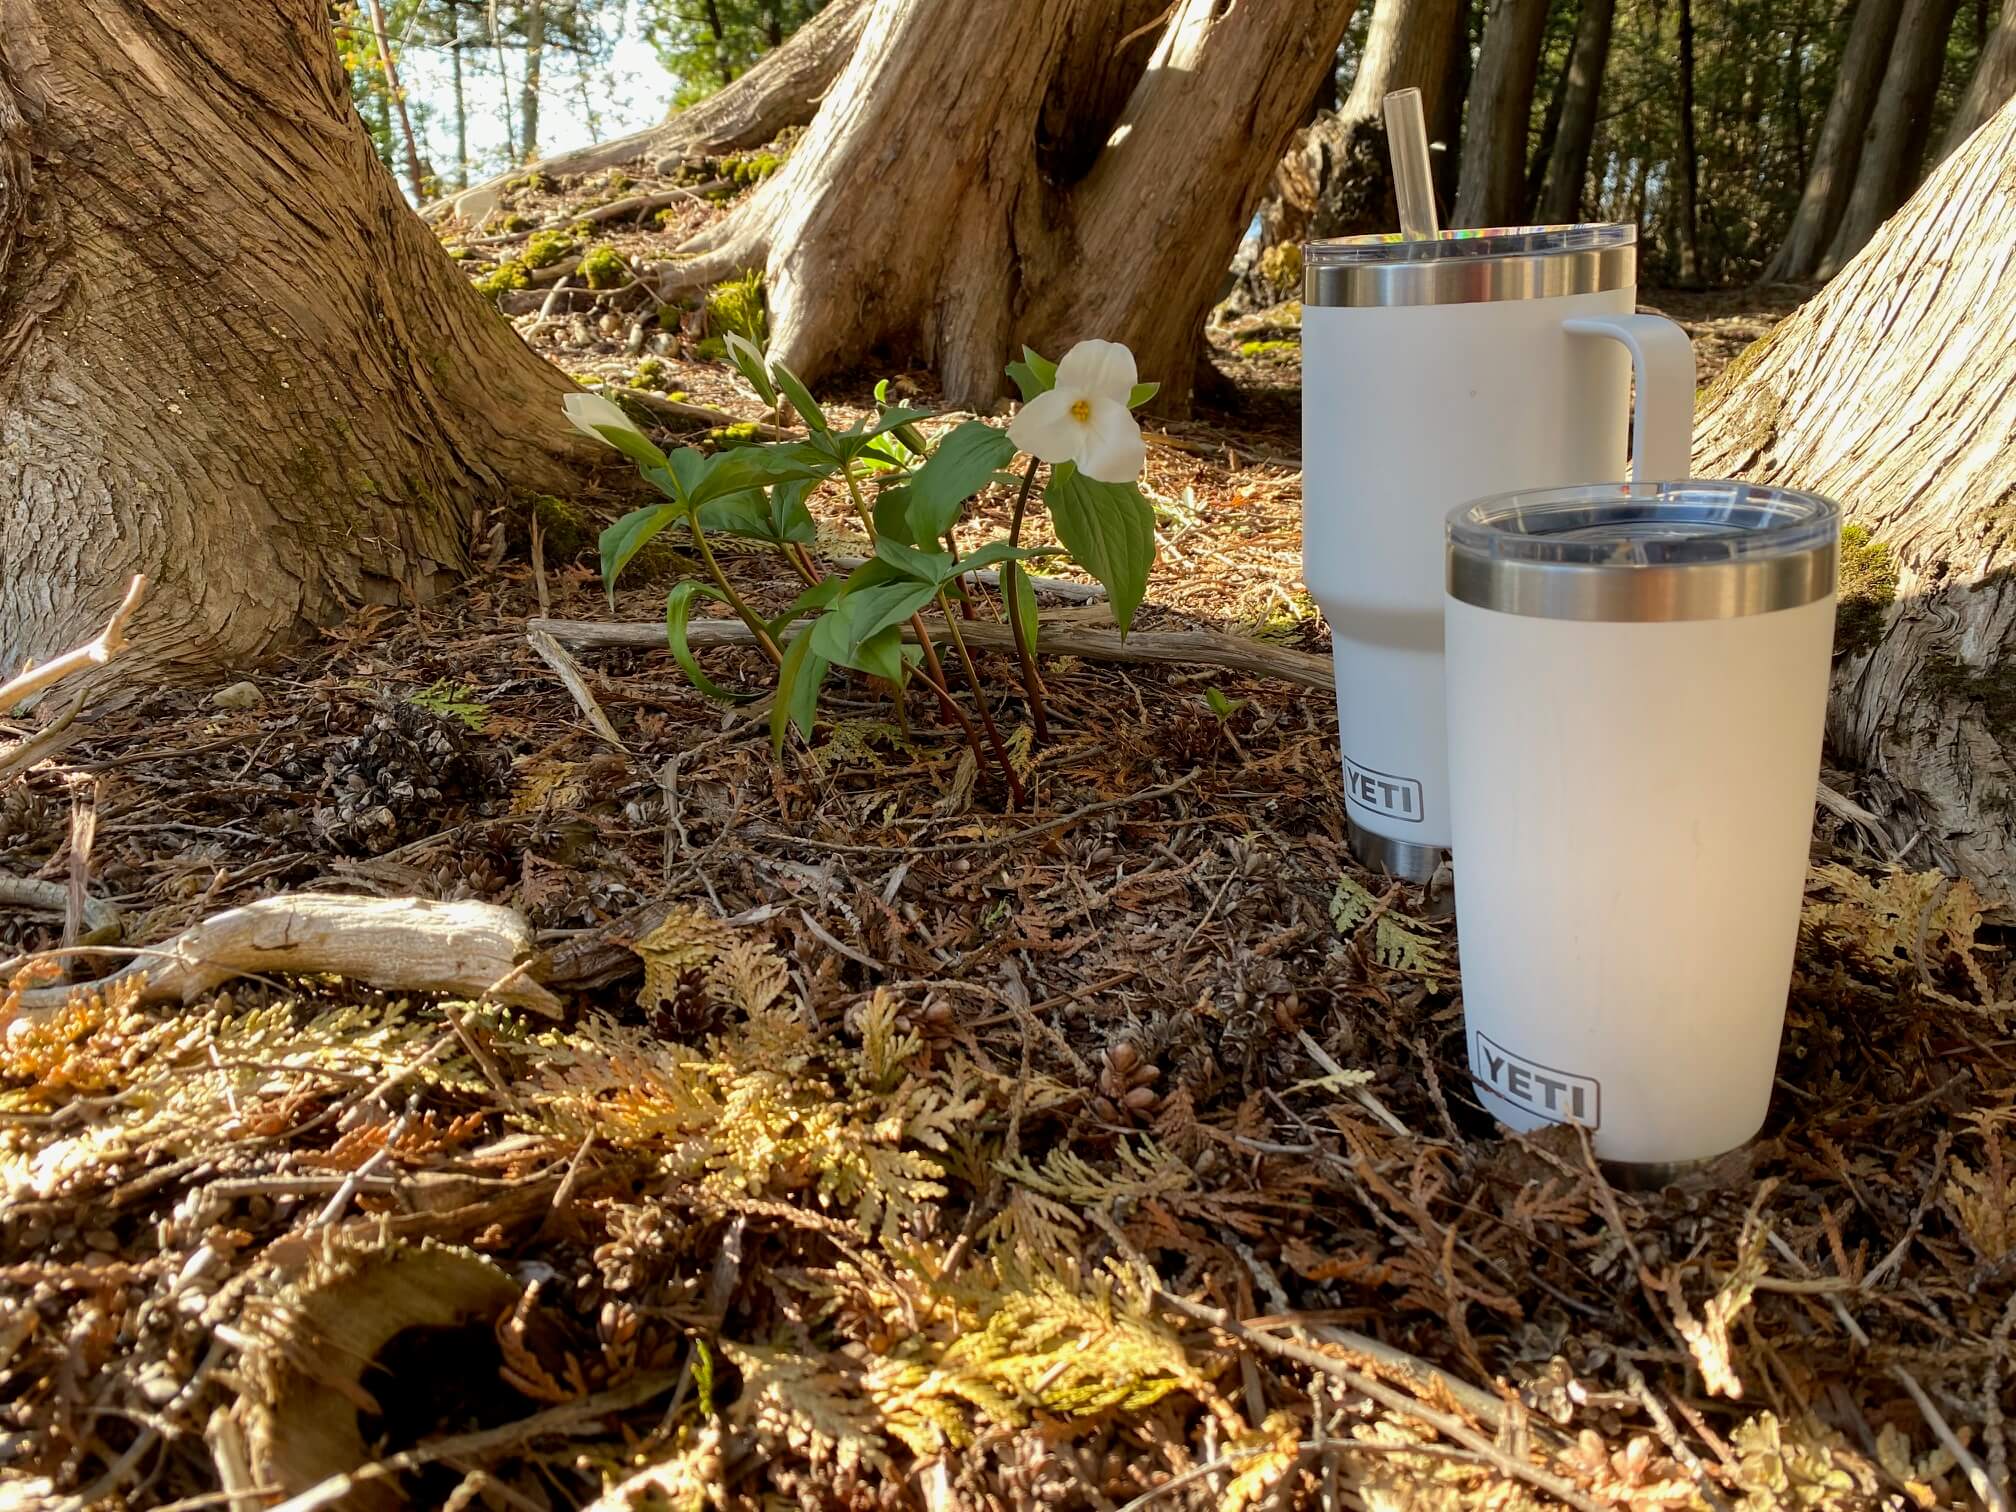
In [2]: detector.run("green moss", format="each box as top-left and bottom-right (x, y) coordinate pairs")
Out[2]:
(1834, 524), (1899, 659)
(655, 208), (680, 229)
(521, 229), (577, 269)
(721, 150), (783, 188)
(1258, 242), (1302, 296)
(496, 212), (536, 233)
(632, 356), (671, 389)
(446, 246), (473, 261)
(579, 244), (630, 290)
(1238, 338), (1300, 362)
(474, 260), (533, 296)
(606, 169), (633, 193)
(706, 270), (765, 344)
(707, 422), (763, 448)
(510, 172), (556, 193)
(1923, 653), (2016, 733)
(693, 336), (727, 362)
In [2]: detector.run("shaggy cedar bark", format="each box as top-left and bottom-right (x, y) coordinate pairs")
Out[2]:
(1695, 94), (2016, 903)
(1765, 0), (1904, 281)
(1534, 0), (1616, 223)
(1942, 0), (2016, 154)
(1819, 0), (1964, 275)
(660, 0), (1358, 411)
(1453, 0), (1550, 227)
(0, 0), (588, 675)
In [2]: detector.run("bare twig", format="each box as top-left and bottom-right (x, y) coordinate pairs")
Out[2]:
(573, 182), (729, 223)
(527, 630), (629, 753)
(0, 575), (147, 713)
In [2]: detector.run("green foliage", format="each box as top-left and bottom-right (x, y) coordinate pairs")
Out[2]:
(1257, 241), (1302, 295)
(631, 356), (671, 389)
(641, 0), (824, 109)
(579, 244), (629, 290)
(409, 679), (489, 731)
(1330, 876), (1450, 988)
(474, 260), (533, 296)
(582, 337), (1155, 798)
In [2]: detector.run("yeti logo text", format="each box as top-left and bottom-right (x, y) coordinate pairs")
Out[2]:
(1475, 1033), (1601, 1128)
(1345, 758), (1423, 822)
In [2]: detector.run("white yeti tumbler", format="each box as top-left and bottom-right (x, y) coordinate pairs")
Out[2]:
(1301, 225), (1694, 880)
(1444, 480), (1840, 1170)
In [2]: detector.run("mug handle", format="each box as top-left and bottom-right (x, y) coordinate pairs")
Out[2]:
(1561, 314), (1695, 483)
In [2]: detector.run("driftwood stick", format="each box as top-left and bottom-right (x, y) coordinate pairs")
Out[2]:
(525, 615), (1337, 690)
(0, 575), (147, 713)
(573, 183), (729, 224)
(6, 894), (561, 1017)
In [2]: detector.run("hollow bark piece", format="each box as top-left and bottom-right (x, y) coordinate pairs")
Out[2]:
(1695, 93), (2016, 904)
(13, 893), (561, 1016)
(0, 0), (590, 675)
(663, 0), (1359, 412)
(233, 1241), (520, 1512)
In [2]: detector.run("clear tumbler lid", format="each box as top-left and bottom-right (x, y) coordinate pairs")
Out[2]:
(1303, 225), (1636, 307)
(1445, 480), (1840, 622)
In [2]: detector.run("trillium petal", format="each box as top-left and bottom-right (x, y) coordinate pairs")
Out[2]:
(1075, 397), (1146, 483)
(1007, 387), (1082, 464)
(1054, 339), (1138, 405)
(564, 391), (644, 443)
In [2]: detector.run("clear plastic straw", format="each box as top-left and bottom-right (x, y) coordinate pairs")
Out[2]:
(1383, 88), (1439, 244)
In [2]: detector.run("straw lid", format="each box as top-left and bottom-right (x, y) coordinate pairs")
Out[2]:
(1304, 224), (1636, 308)
(1445, 480), (1840, 622)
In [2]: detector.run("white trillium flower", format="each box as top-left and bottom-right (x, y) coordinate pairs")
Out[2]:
(1008, 338), (1146, 484)
(563, 391), (646, 445)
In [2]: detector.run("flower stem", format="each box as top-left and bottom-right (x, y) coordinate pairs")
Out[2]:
(908, 657), (992, 787)
(1002, 459), (1050, 743)
(689, 514), (781, 665)
(934, 591), (1024, 809)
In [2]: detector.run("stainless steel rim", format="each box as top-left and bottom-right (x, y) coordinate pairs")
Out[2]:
(1447, 545), (1837, 621)
(1304, 242), (1635, 308)
(1347, 821), (1445, 884)
(1446, 481), (1840, 622)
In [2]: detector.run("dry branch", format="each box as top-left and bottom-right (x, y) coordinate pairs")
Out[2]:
(525, 614), (1337, 690)
(8, 893), (561, 1017)
(0, 575), (146, 713)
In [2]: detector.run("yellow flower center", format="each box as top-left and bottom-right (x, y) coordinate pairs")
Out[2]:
(1070, 398), (1092, 424)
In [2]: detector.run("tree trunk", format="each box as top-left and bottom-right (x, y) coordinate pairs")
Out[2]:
(423, 0), (871, 220)
(520, 0), (545, 163)
(704, 0), (734, 87)
(1942, 0), (2016, 153)
(1535, 0), (1615, 223)
(1818, 0), (1962, 275)
(1764, 0), (1905, 281)
(1674, 0), (1702, 283)
(664, 0), (1359, 412)
(363, 0), (426, 200)
(1695, 93), (2016, 905)
(452, 37), (470, 189)
(0, 0), (591, 676)
(1453, 0), (1549, 226)
(1220, 0), (1462, 313)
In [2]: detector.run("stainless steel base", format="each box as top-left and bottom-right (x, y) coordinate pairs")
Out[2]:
(1601, 1149), (1748, 1191)
(1347, 819), (1446, 885)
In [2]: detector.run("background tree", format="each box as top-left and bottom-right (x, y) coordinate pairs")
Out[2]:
(1533, 0), (1616, 222)
(0, 0), (591, 674)
(1452, 0), (1548, 225)
(1942, 0), (2016, 149)
(653, 0), (1359, 409)
(1819, 0), (1964, 273)
(644, 0), (825, 107)
(1695, 92), (2016, 903)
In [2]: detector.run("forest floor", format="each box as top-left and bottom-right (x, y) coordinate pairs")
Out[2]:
(1, 164), (2008, 1512)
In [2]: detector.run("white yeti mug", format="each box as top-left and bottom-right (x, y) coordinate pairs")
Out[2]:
(1302, 225), (1694, 880)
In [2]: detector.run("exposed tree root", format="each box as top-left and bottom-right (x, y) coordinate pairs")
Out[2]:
(7, 894), (561, 1018)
